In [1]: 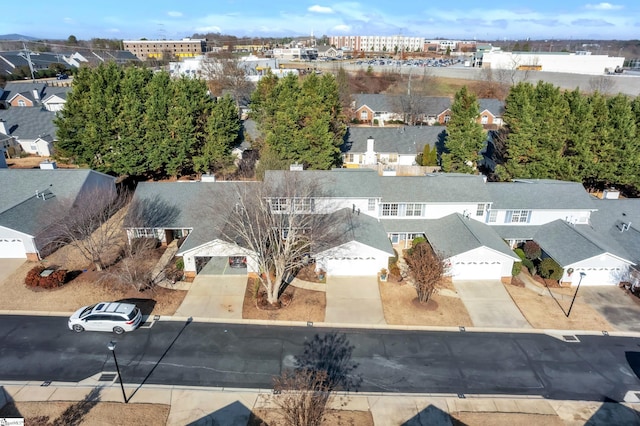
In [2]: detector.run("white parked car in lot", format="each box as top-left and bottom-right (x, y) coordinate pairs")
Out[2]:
(68, 302), (142, 334)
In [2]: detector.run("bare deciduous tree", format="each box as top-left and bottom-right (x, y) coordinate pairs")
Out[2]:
(37, 187), (129, 271)
(404, 242), (446, 303)
(213, 173), (345, 305)
(201, 51), (255, 110)
(272, 369), (332, 426)
(98, 238), (156, 291)
(588, 75), (615, 95)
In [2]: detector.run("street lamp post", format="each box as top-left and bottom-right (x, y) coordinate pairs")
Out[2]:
(566, 272), (586, 318)
(108, 341), (128, 403)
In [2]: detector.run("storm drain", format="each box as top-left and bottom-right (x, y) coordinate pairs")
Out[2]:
(562, 335), (580, 342)
(98, 373), (117, 382)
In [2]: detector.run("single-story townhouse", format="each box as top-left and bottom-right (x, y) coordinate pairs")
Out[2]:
(0, 168), (116, 260)
(0, 107), (58, 156)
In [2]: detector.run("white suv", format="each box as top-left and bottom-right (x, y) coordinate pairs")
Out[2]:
(68, 302), (142, 334)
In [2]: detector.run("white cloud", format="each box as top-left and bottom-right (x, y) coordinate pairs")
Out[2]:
(167, 11), (183, 17)
(585, 2), (623, 10)
(63, 17), (75, 24)
(331, 24), (351, 32)
(308, 5), (334, 14)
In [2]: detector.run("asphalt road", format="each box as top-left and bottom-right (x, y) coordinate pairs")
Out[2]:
(1, 316), (640, 402)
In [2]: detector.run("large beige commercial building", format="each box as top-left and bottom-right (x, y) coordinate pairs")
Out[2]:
(123, 38), (206, 61)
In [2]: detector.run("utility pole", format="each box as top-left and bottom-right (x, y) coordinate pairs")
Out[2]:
(18, 42), (36, 81)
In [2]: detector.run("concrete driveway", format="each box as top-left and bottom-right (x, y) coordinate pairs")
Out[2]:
(0, 258), (25, 283)
(324, 276), (386, 325)
(453, 280), (531, 329)
(174, 274), (247, 319)
(579, 286), (640, 332)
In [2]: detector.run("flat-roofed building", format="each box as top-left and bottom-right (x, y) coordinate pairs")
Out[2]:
(123, 38), (206, 61)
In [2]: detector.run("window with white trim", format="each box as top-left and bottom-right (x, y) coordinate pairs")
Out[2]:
(488, 210), (498, 223)
(293, 197), (314, 212)
(476, 203), (486, 216)
(405, 203), (423, 217)
(381, 203), (399, 216)
(388, 153), (398, 163)
(18, 99), (26, 107)
(269, 198), (288, 212)
(444, 115), (451, 123)
(506, 210), (531, 223)
(360, 110), (368, 120)
(481, 115), (488, 124)
(344, 153), (354, 163)
(368, 198), (376, 211)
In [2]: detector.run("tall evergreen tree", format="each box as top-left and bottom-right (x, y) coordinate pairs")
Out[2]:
(441, 86), (485, 173)
(194, 95), (241, 174)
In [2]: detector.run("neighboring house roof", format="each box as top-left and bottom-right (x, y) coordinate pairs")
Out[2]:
(353, 94), (452, 116)
(423, 213), (518, 259)
(0, 107), (57, 140)
(487, 180), (596, 210)
(378, 173), (491, 203)
(342, 126), (446, 155)
(491, 225), (540, 241)
(127, 180), (261, 255)
(478, 98), (505, 117)
(240, 119), (260, 150)
(264, 169), (382, 199)
(0, 82), (47, 102)
(589, 198), (640, 265)
(0, 169), (115, 236)
(315, 208), (394, 255)
(9, 91), (39, 105)
(533, 220), (634, 266)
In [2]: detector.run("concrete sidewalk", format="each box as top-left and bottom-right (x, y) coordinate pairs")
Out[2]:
(3, 381), (639, 425)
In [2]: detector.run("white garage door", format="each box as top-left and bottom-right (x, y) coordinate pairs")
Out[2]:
(0, 238), (26, 258)
(452, 261), (502, 280)
(325, 257), (380, 276)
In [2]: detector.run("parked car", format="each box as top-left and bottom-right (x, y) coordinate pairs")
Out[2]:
(229, 256), (247, 268)
(56, 73), (68, 80)
(68, 302), (142, 334)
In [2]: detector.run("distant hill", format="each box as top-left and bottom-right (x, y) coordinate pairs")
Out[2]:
(0, 34), (38, 41)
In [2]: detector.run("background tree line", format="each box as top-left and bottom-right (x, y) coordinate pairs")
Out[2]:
(494, 81), (640, 195)
(54, 62), (241, 180)
(442, 81), (640, 196)
(249, 71), (347, 175)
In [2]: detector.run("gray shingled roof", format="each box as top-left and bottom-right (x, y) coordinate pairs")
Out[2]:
(588, 198), (640, 264)
(0, 82), (47, 102)
(316, 208), (394, 255)
(0, 107), (57, 139)
(491, 225), (540, 241)
(264, 169), (382, 199)
(378, 173), (491, 203)
(533, 220), (633, 266)
(487, 180), (596, 210)
(478, 98), (505, 116)
(354, 94), (452, 115)
(423, 213), (518, 259)
(0, 169), (115, 235)
(342, 126), (446, 155)
(127, 180), (261, 254)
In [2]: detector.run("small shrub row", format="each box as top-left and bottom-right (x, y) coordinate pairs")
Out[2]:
(538, 257), (563, 280)
(511, 261), (522, 276)
(25, 265), (67, 289)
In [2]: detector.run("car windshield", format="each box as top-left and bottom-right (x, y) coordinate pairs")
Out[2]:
(79, 304), (96, 318)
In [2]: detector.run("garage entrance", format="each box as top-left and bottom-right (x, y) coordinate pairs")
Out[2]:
(452, 261), (502, 280)
(0, 238), (26, 258)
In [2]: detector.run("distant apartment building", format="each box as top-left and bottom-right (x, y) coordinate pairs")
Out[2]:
(123, 38), (206, 61)
(330, 35), (425, 53)
(330, 36), (476, 54)
(271, 47), (318, 61)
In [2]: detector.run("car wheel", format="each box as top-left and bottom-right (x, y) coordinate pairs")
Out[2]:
(113, 326), (125, 335)
(72, 324), (84, 333)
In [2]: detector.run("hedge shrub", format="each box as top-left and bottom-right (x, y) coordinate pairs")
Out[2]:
(25, 265), (67, 289)
(522, 258), (535, 274)
(538, 257), (563, 280)
(514, 248), (526, 260)
(512, 261), (522, 276)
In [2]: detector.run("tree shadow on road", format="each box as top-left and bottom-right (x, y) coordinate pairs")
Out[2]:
(294, 331), (362, 392)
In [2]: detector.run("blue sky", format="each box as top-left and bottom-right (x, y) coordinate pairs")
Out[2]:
(4, 1), (639, 41)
